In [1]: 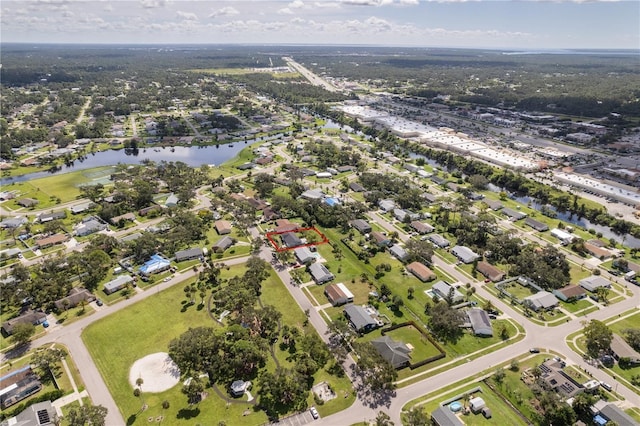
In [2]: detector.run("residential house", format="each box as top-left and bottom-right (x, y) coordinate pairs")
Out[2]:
(431, 281), (464, 304)
(164, 193), (179, 207)
(0, 400), (55, 425)
(175, 247), (203, 262)
(36, 211), (66, 223)
(0, 248), (21, 259)
(54, 287), (95, 311)
(70, 201), (93, 214)
(210, 236), (233, 253)
(343, 304), (378, 333)
(446, 182), (460, 192)
(138, 254), (171, 276)
(350, 219), (371, 235)
(103, 275), (134, 294)
(584, 242), (614, 260)
(370, 231), (392, 247)
(378, 199), (395, 212)
(35, 233), (69, 249)
(389, 245), (408, 262)
(523, 291), (559, 311)
(406, 262), (436, 282)
(300, 189), (325, 201)
(596, 403), (637, 426)
(0, 217), (27, 229)
(371, 336), (412, 369)
(349, 182), (365, 192)
(214, 220), (232, 235)
(553, 285), (586, 302)
(466, 308), (493, 337)
(410, 221), (434, 234)
(294, 247), (315, 265)
(422, 193), (438, 203)
(551, 228), (574, 245)
(610, 334), (640, 364)
(579, 275), (611, 293)
(281, 232), (303, 248)
(451, 245), (480, 264)
(501, 207), (527, 221)
(324, 283), (355, 306)
(475, 261), (505, 282)
(428, 234), (450, 248)
(431, 406), (464, 426)
(275, 219), (298, 233)
(524, 217), (549, 232)
(538, 359), (584, 398)
(1, 310), (47, 336)
(393, 208), (419, 222)
(16, 198), (38, 208)
(110, 212), (136, 225)
(139, 205), (162, 217)
(309, 263), (334, 284)
(75, 218), (107, 237)
(485, 200), (503, 211)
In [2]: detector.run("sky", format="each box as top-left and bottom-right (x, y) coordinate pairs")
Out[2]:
(1, 0), (639, 50)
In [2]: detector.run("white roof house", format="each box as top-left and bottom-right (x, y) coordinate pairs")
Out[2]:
(523, 290), (558, 311)
(579, 275), (611, 292)
(431, 281), (464, 304)
(451, 245), (480, 264)
(551, 228), (574, 244)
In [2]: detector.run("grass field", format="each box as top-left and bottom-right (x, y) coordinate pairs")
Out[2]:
(1, 166), (115, 211)
(82, 264), (354, 425)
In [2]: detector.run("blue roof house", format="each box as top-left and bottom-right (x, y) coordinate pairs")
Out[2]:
(139, 254), (171, 276)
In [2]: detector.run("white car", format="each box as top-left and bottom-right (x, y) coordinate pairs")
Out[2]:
(310, 406), (319, 420)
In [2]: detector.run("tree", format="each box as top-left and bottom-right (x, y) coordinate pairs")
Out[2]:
(583, 319), (613, 358)
(352, 341), (397, 392)
(403, 407), (429, 426)
(168, 326), (221, 377)
(374, 411), (394, 426)
(623, 328), (640, 351)
(66, 404), (108, 426)
(182, 376), (204, 404)
(428, 301), (465, 342)
(595, 286), (610, 305)
(11, 322), (35, 346)
(493, 367), (505, 385)
(258, 369), (308, 418)
(31, 347), (67, 382)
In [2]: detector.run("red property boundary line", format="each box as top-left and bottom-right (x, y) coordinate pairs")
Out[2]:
(265, 226), (330, 252)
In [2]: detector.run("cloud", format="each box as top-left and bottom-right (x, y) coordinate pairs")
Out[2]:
(313, 1), (341, 7)
(177, 10), (198, 21)
(140, 0), (167, 9)
(103, 3), (113, 11)
(208, 6), (239, 18)
(289, 0), (306, 8)
(278, 7), (294, 14)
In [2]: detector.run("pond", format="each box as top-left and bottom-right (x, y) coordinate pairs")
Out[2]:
(1, 135), (280, 185)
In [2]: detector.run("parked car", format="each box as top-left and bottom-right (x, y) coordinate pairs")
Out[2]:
(96, 299), (103, 306)
(529, 348), (540, 353)
(310, 406), (319, 420)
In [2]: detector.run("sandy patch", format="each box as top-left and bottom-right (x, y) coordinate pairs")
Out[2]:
(129, 352), (180, 393)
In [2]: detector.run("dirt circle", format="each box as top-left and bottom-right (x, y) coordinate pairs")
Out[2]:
(129, 352), (180, 393)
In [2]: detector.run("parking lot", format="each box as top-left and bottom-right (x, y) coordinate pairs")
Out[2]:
(266, 409), (317, 426)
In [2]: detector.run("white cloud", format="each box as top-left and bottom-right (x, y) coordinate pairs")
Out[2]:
(177, 10), (198, 21)
(140, 0), (167, 9)
(103, 3), (113, 11)
(289, 0), (306, 8)
(208, 6), (239, 18)
(313, 1), (341, 7)
(278, 7), (294, 14)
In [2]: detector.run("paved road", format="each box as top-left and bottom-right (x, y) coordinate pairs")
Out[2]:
(341, 211), (640, 424)
(2, 254), (252, 425)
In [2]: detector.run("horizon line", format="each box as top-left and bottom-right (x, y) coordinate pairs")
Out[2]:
(1, 41), (639, 53)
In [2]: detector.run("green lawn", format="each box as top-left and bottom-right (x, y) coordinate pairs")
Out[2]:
(417, 383), (527, 426)
(83, 263), (354, 425)
(561, 298), (595, 314)
(385, 326), (442, 361)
